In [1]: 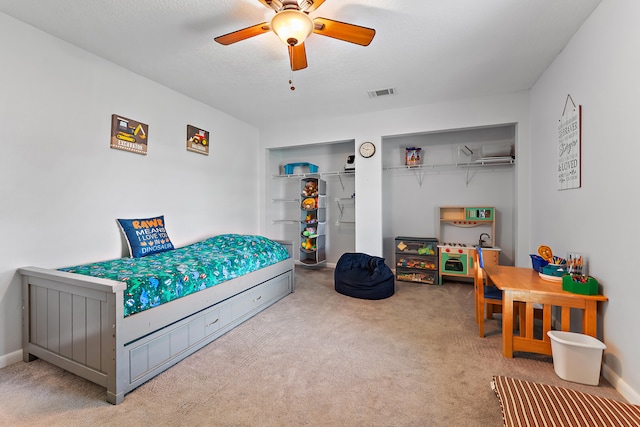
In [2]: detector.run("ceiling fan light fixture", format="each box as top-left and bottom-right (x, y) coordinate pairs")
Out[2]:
(270, 10), (314, 46)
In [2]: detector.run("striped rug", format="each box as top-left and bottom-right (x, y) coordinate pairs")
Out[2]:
(492, 376), (640, 427)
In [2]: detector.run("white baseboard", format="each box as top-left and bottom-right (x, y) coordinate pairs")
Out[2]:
(0, 350), (23, 368)
(603, 362), (640, 405)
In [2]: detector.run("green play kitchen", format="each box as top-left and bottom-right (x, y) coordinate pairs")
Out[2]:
(438, 206), (500, 284)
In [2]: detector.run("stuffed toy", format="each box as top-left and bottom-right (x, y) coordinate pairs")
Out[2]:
(302, 181), (318, 197)
(301, 238), (316, 251)
(301, 197), (316, 210)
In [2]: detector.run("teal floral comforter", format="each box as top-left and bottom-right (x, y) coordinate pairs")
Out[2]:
(59, 234), (289, 318)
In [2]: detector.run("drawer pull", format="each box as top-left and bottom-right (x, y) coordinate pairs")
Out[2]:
(206, 318), (219, 327)
(253, 295), (262, 302)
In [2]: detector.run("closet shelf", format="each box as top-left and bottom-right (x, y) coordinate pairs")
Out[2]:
(383, 158), (514, 187)
(383, 158), (514, 172)
(271, 198), (300, 203)
(272, 170), (355, 179)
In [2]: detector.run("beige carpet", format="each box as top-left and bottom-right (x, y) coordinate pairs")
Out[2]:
(0, 267), (625, 426)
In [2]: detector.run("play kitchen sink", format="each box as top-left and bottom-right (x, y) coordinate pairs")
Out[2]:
(478, 232), (492, 248)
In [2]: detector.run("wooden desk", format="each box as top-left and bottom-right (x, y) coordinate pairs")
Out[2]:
(483, 265), (608, 358)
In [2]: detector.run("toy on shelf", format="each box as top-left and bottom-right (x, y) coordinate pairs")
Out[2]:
(301, 238), (316, 251)
(301, 197), (317, 210)
(302, 227), (317, 238)
(417, 246), (435, 256)
(406, 147), (422, 166)
(302, 180), (318, 197)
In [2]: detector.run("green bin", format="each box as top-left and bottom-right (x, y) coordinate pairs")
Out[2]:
(561, 275), (598, 295)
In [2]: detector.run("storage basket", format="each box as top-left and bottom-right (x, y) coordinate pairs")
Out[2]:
(283, 162), (318, 174)
(562, 275), (599, 295)
(530, 254), (548, 272)
(548, 331), (606, 385)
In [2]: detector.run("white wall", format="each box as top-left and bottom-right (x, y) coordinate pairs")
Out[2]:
(0, 13), (260, 366)
(259, 92), (531, 266)
(529, 0), (640, 403)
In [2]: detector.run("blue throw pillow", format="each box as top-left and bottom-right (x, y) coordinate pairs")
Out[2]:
(117, 215), (174, 258)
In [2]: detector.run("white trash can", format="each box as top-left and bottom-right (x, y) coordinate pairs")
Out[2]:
(547, 330), (606, 386)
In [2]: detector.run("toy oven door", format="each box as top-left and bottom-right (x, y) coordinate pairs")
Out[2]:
(441, 253), (468, 275)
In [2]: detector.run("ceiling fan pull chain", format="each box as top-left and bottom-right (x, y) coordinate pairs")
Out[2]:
(289, 69), (295, 91)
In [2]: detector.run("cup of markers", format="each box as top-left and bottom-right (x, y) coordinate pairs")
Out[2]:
(567, 253), (586, 276)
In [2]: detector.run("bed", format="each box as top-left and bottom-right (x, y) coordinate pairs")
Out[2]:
(19, 234), (295, 404)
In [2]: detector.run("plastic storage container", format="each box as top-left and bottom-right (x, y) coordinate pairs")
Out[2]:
(541, 264), (567, 277)
(547, 330), (606, 386)
(394, 237), (439, 285)
(530, 254), (549, 272)
(562, 274), (599, 295)
(283, 162), (318, 175)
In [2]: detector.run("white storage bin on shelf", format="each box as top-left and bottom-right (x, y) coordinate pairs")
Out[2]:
(547, 330), (606, 386)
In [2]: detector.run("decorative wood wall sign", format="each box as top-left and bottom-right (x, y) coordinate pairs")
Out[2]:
(186, 125), (209, 155)
(557, 94), (581, 190)
(110, 115), (149, 155)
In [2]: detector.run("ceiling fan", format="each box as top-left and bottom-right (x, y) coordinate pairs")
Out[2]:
(214, 0), (376, 71)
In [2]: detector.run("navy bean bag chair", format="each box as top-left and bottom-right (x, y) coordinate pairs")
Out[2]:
(334, 253), (394, 300)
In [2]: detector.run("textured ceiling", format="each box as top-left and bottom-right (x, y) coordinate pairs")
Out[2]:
(0, 0), (600, 128)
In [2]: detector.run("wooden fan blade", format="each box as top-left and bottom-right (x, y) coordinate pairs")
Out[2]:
(288, 43), (308, 71)
(257, 0), (282, 11)
(300, 0), (326, 13)
(214, 22), (271, 45)
(313, 17), (375, 46)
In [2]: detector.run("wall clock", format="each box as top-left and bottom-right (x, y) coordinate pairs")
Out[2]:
(359, 141), (376, 158)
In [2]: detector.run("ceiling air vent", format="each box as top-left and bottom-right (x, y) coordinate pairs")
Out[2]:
(367, 88), (396, 98)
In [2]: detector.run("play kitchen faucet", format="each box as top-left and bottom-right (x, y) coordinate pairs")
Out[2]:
(478, 233), (491, 248)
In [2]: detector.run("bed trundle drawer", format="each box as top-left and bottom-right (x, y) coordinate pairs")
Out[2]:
(231, 274), (290, 318)
(126, 271), (292, 384)
(128, 305), (228, 381)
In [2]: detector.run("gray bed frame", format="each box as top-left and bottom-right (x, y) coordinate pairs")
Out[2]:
(19, 240), (294, 404)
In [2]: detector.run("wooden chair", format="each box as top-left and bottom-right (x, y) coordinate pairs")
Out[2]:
(474, 248), (542, 338)
(474, 246), (507, 337)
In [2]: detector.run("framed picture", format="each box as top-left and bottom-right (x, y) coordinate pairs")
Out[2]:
(110, 115), (148, 155)
(186, 125), (209, 155)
